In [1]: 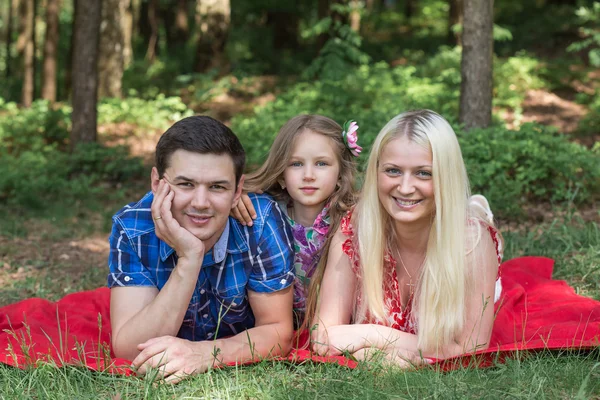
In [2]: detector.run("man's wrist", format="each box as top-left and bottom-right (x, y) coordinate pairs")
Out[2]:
(174, 256), (203, 276)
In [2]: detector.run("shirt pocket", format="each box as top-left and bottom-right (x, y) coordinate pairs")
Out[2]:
(212, 289), (250, 325)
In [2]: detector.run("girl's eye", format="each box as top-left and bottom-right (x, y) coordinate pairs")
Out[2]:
(316, 161), (329, 167)
(290, 161), (302, 167)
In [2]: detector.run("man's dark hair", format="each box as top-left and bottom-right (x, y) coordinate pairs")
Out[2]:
(155, 115), (246, 184)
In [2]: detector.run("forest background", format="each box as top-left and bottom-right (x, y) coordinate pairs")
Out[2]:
(0, 0), (599, 397)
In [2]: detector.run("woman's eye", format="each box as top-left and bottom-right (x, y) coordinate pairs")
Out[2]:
(385, 168), (401, 175)
(417, 170), (432, 178)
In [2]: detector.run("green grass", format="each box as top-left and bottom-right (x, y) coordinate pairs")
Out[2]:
(0, 351), (599, 398)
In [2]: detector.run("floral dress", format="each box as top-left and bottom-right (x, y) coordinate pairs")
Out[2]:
(340, 209), (503, 334)
(280, 203), (331, 318)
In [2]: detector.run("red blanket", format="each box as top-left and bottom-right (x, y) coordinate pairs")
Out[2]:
(1, 256), (599, 372)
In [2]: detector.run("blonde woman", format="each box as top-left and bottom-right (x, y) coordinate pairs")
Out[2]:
(307, 110), (503, 364)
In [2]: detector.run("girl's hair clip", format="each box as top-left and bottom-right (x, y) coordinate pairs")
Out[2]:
(342, 120), (363, 157)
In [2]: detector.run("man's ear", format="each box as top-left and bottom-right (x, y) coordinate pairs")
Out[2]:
(232, 174), (245, 209)
(151, 167), (160, 193)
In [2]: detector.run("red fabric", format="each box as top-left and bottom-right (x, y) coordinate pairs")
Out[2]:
(1, 256), (598, 373)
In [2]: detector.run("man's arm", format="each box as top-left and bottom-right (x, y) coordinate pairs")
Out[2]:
(110, 180), (205, 360)
(131, 286), (294, 384)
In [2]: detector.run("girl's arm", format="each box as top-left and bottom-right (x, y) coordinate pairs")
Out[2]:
(323, 224), (499, 361)
(311, 227), (359, 355)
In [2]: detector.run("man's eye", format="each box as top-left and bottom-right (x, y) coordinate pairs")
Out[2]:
(211, 185), (226, 190)
(178, 182), (193, 188)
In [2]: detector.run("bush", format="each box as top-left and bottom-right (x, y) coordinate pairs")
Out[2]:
(461, 123), (600, 216)
(0, 144), (145, 209)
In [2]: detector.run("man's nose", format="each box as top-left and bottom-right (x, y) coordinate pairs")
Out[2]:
(191, 187), (210, 209)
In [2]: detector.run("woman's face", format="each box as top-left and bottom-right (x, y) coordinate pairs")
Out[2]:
(377, 136), (435, 228)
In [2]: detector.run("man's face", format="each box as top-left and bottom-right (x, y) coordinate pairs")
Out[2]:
(151, 149), (243, 250)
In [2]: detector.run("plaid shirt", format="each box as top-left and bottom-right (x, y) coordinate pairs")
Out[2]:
(107, 192), (294, 341)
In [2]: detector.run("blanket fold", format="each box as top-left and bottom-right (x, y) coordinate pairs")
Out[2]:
(1, 256), (598, 372)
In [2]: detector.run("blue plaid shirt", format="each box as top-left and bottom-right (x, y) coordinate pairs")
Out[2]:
(107, 192), (294, 341)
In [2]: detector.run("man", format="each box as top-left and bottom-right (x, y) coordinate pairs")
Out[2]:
(108, 116), (294, 383)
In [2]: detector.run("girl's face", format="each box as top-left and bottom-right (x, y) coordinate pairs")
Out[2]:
(282, 130), (341, 212)
(377, 136), (435, 228)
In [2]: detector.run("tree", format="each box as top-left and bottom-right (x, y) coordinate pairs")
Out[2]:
(448, 0), (462, 45)
(123, 0), (133, 68)
(19, 0), (36, 106)
(5, 0), (15, 80)
(459, 0), (493, 130)
(98, 0), (127, 98)
(71, 0), (102, 148)
(41, 0), (60, 102)
(194, 0), (230, 72)
(140, 0), (159, 62)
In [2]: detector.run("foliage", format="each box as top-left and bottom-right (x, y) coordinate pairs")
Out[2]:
(575, 95), (600, 137)
(567, 2), (600, 66)
(302, 10), (371, 81)
(0, 143), (145, 209)
(0, 100), (71, 155)
(98, 95), (193, 131)
(461, 123), (600, 217)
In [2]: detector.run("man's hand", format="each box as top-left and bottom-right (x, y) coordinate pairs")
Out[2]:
(152, 178), (205, 263)
(132, 336), (218, 384)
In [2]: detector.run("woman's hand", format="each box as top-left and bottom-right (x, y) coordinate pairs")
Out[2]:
(312, 324), (368, 356)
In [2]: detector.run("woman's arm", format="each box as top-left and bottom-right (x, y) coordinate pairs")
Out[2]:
(323, 224), (499, 361)
(311, 227), (359, 355)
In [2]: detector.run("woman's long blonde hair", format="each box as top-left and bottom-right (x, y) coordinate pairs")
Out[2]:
(355, 110), (479, 351)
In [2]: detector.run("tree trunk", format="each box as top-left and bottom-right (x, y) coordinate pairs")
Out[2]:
(194, 0), (230, 72)
(448, 0), (462, 45)
(5, 0), (15, 79)
(404, 0), (415, 19)
(65, 0), (76, 99)
(163, 0), (189, 51)
(71, 0), (101, 148)
(41, 0), (60, 102)
(317, 0), (330, 52)
(20, 0), (35, 107)
(98, 0), (127, 98)
(459, 0), (493, 130)
(123, 0), (133, 68)
(144, 0), (159, 62)
(266, 10), (299, 51)
(349, 1), (361, 32)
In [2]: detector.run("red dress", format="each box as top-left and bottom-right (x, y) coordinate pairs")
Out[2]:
(340, 209), (503, 334)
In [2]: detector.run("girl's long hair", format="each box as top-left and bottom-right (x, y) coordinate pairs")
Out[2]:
(245, 115), (358, 339)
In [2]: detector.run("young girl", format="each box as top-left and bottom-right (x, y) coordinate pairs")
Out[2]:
(233, 115), (361, 326)
(307, 109), (503, 364)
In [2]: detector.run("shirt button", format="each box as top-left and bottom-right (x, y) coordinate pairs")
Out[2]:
(280, 278), (287, 285)
(231, 302), (237, 306)
(202, 314), (208, 318)
(200, 289), (206, 294)
(124, 276), (131, 282)
(207, 332), (213, 338)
